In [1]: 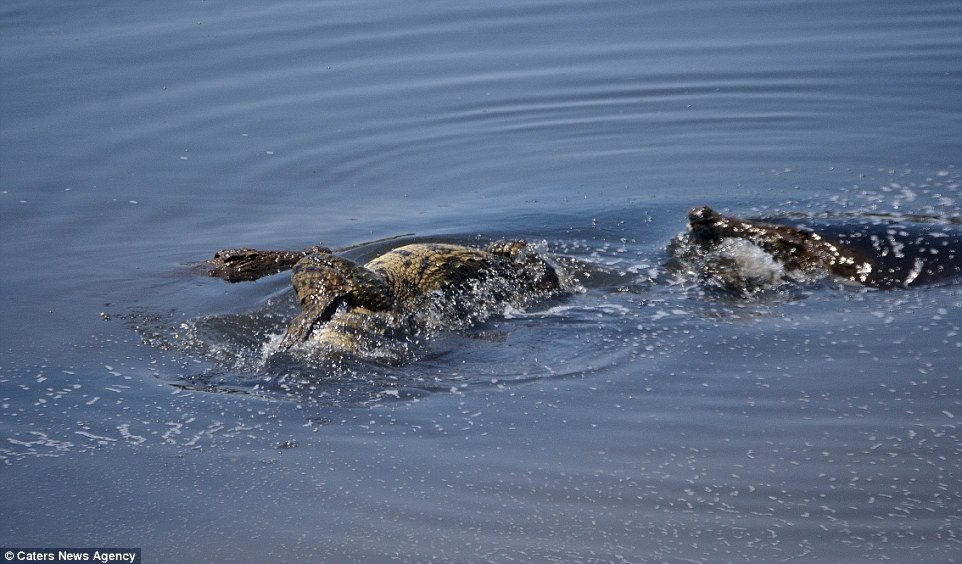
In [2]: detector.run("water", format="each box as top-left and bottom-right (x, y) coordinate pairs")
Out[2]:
(2, 0), (961, 561)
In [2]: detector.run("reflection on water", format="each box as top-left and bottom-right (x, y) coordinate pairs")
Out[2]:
(2, 0), (961, 561)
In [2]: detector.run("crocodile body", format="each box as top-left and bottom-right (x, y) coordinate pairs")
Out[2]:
(675, 206), (959, 290)
(208, 240), (561, 362)
(683, 206), (873, 284)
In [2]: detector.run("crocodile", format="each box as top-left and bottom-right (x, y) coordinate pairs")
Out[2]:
(673, 206), (961, 290)
(207, 240), (563, 362)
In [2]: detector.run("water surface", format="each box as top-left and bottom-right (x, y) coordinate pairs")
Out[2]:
(2, 1), (961, 561)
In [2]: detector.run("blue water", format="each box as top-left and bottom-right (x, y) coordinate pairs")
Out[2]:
(2, 1), (961, 561)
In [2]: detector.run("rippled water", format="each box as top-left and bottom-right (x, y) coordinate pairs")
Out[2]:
(2, 1), (961, 562)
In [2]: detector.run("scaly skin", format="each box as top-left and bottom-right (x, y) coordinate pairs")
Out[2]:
(207, 245), (331, 282)
(686, 206), (873, 284)
(278, 241), (561, 358)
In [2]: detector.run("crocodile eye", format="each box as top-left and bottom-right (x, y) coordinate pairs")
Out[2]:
(688, 206), (716, 222)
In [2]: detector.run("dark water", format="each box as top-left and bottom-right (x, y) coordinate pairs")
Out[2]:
(2, 1), (961, 561)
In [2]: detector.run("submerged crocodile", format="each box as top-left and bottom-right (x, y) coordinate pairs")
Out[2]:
(208, 240), (563, 362)
(673, 206), (961, 291)
(204, 206), (959, 362)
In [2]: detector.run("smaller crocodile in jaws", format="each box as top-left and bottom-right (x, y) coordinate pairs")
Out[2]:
(207, 245), (331, 282)
(207, 240), (564, 363)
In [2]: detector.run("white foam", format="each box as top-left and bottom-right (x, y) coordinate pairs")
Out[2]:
(706, 238), (787, 289)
